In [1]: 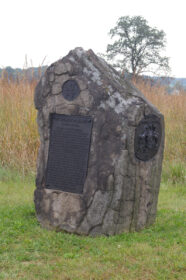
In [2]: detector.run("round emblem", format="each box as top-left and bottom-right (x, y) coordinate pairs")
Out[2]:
(134, 115), (162, 161)
(62, 80), (80, 101)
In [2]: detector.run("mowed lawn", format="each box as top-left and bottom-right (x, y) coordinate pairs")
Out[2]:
(0, 168), (185, 280)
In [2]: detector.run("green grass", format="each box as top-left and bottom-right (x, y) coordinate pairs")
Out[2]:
(0, 167), (185, 280)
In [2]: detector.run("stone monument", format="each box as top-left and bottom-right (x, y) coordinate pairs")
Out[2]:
(34, 47), (164, 236)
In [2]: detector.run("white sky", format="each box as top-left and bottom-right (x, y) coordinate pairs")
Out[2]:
(0, 0), (185, 77)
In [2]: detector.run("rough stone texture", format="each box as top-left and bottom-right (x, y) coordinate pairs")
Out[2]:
(34, 47), (164, 236)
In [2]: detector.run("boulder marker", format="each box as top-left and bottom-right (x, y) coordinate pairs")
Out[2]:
(34, 48), (164, 236)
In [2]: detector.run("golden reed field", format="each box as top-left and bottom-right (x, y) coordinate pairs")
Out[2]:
(0, 75), (185, 176)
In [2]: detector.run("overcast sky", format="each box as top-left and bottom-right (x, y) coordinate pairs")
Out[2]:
(0, 0), (185, 77)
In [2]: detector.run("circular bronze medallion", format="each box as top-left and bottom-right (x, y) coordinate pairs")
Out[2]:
(62, 80), (80, 101)
(134, 115), (162, 161)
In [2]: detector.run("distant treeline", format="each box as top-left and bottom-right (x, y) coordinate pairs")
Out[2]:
(141, 75), (186, 92)
(0, 66), (185, 91)
(0, 66), (47, 81)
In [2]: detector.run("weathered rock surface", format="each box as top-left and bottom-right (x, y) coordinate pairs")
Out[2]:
(34, 47), (164, 236)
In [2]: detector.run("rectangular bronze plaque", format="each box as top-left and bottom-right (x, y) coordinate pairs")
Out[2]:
(45, 114), (93, 194)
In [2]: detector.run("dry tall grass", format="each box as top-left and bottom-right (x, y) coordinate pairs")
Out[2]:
(0, 77), (39, 174)
(135, 79), (186, 164)
(0, 76), (185, 174)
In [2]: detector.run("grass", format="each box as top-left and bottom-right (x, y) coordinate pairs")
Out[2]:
(134, 79), (186, 165)
(0, 76), (185, 279)
(0, 167), (185, 280)
(0, 76), (185, 174)
(0, 78), (39, 174)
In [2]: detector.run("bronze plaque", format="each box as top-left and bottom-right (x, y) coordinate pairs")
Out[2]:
(134, 114), (162, 161)
(45, 114), (93, 193)
(62, 80), (80, 101)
